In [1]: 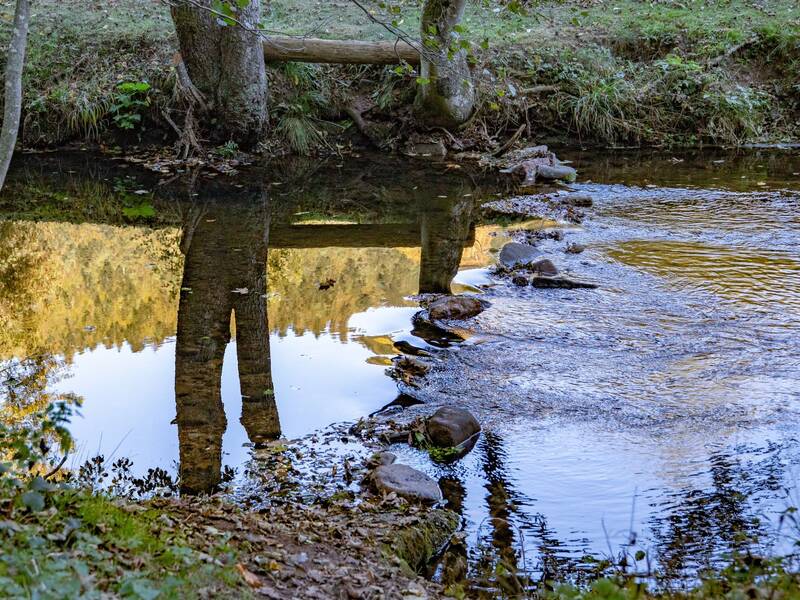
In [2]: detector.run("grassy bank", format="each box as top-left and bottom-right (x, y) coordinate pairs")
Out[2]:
(0, 0), (798, 152)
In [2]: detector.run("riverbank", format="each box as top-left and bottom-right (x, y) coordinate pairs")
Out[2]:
(0, 0), (797, 153)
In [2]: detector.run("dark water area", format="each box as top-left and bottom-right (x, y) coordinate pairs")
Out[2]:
(1, 148), (800, 592)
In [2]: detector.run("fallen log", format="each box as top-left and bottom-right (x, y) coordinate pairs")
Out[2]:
(263, 36), (420, 65)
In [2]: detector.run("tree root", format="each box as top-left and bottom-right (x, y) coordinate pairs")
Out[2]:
(166, 53), (208, 159)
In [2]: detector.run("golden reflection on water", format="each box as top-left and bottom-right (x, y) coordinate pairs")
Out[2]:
(607, 240), (800, 313)
(0, 219), (512, 361)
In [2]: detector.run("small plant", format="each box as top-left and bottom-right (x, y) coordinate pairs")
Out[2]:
(110, 81), (151, 130)
(214, 140), (239, 158)
(0, 357), (80, 516)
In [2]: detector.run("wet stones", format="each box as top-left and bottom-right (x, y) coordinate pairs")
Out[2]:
(530, 275), (597, 289)
(371, 464), (443, 504)
(565, 243), (586, 254)
(427, 295), (486, 321)
(426, 407), (481, 448)
(498, 242), (542, 268)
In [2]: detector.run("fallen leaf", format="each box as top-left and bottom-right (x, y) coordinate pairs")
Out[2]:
(236, 563), (262, 588)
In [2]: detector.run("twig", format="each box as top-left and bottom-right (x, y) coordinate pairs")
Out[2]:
(492, 123), (525, 158)
(44, 454), (68, 480)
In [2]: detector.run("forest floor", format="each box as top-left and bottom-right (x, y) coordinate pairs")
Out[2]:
(0, 0), (797, 154)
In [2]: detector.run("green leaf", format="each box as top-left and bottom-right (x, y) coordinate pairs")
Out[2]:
(21, 490), (45, 512)
(29, 476), (51, 492)
(415, 77), (430, 86)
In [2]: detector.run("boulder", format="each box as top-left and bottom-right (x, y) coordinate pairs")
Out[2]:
(528, 258), (558, 276)
(426, 407), (481, 448)
(531, 275), (597, 289)
(428, 295), (485, 321)
(372, 464), (443, 504)
(498, 242), (542, 268)
(537, 164), (577, 183)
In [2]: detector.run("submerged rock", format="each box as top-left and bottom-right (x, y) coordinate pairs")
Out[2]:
(404, 140), (447, 158)
(426, 406), (481, 448)
(563, 194), (594, 207)
(499, 242), (542, 268)
(531, 275), (597, 289)
(428, 295), (485, 321)
(565, 243), (586, 254)
(512, 274), (529, 286)
(372, 464), (443, 504)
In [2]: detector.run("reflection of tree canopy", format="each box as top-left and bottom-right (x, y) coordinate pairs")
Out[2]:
(267, 247), (420, 340)
(0, 221), (183, 359)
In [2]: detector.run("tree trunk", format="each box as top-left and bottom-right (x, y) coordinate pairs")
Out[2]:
(263, 36), (420, 65)
(0, 0), (30, 191)
(415, 0), (475, 129)
(170, 0), (268, 147)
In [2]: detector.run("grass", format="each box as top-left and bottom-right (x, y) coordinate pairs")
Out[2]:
(0, 489), (246, 599)
(0, 0), (798, 150)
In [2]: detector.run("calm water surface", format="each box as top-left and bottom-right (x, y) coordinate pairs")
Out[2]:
(1, 149), (799, 589)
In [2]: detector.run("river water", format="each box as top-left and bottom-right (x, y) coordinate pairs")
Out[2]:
(0, 149), (798, 591)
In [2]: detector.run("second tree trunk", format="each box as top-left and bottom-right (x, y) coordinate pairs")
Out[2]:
(415, 0), (475, 129)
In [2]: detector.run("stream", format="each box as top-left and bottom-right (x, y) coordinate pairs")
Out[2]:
(1, 148), (799, 592)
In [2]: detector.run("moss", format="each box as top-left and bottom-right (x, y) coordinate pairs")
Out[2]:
(384, 509), (460, 573)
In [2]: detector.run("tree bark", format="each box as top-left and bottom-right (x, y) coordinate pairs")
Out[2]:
(0, 0), (30, 191)
(263, 36), (419, 65)
(415, 0), (475, 129)
(170, 0), (268, 147)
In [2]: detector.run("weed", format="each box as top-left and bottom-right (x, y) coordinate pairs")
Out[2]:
(110, 81), (152, 130)
(215, 140), (240, 158)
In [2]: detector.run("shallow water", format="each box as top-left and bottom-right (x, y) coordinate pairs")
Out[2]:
(1, 149), (800, 590)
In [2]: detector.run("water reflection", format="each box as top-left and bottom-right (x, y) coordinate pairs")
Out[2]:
(175, 183), (281, 494)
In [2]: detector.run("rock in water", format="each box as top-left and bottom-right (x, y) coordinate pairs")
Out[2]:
(536, 164), (578, 183)
(531, 275), (597, 289)
(426, 407), (481, 447)
(499, 242), (542, 268)
(529, 258), (558, 276)
(428, 296), (485, 321)
(372, 464), (443, 504)
(563, 194), (593, 207)
(565, 243), (586, 254)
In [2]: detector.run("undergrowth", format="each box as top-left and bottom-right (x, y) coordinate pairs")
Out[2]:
(0, 0), (798, 152)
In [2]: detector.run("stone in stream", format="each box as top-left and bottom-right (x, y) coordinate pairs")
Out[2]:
(531, 275), (597, 289)
(426, 406), (481, 448)
(536, 164), (578, 183)
(511, 274), (529, 287)
(565, 243), (586, 254)
(529, 258), (558, 276)
(562, 193), (594, 207)
(427, 295), (485, 321)
(372, 464), (443, 504)
(498, 242), (542, 268)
